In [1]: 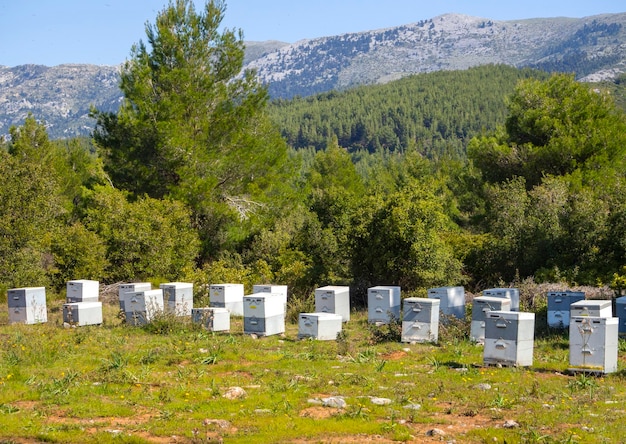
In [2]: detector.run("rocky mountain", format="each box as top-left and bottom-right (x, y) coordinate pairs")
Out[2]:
(250, 13), (626, 98)
(1, 12), (625, 139)
(0, 64), (121, 139)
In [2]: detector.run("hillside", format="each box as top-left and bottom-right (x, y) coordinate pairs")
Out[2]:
(1, 12), (625, 138)
(267, 65), (552, 157)
(250, 12), (626, 98)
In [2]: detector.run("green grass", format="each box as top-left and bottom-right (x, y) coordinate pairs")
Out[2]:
(1, 300), (626, 443)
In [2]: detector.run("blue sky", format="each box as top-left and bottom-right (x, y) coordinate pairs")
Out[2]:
(0, 0), (624, 67)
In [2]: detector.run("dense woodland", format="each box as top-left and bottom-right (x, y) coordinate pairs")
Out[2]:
(2, 0), (626, 306)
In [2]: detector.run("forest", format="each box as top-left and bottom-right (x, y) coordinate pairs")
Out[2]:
(2, 0), (626, 306)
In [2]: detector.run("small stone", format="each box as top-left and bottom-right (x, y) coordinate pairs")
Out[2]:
(249, 334), (258, 340)
(222, 387), (247, 400)
(370, 397), (392, 406)
(426, 428), (446, 437)
(403, 403), (421, 410)
(503, 420), (519, 428)
(254, 409), (272, 414)
(322, 397), (347, 409)
(476, 383), (492, 391)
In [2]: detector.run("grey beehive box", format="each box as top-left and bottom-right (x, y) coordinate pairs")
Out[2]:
(7, 287), (47, 324)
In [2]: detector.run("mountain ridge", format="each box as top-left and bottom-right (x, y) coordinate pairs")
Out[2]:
(1, 12), (625, 138)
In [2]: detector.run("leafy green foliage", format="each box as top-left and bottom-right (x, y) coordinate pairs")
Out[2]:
(92, 0), (293, 260)
(82, 185), (200, 282)
(269, 65), (549, 158)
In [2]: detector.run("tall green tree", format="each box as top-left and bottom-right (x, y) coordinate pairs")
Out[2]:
(466, 74), (626, 284)
(469, 73), (626, 188)
(0, 116), (65, 290)
(92, 0), (292, 259)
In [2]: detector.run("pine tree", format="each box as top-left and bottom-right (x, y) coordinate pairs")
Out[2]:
(92, 0), (292, 258)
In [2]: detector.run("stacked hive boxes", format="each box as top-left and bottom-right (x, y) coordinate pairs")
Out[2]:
(243, 293), (285, 336)
(401, 297), (440, 343)
(470, 296), (511, 343)
(253, 284), (288, 312)
(210, 283), (244, 316)
(314, 285), (350, 322)
(483, 311), (535, 367)
(8, 287), (47, 325)
(160, 282), (193, 316)
(569, 299), (617, 374)
(482, 288), (520, 311)
(367, 286), (401, 324)
(63, 280), (102, 326)
(547, 291), (586, 328)
(119, 282), (151, 312)
(124, 289), (164, 326)
(427, 286), (465, 319)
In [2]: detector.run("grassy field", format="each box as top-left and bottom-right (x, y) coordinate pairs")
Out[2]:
(1, 293), (626, 443)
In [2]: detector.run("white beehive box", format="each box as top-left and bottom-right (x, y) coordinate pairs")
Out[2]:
(118, 282), (151, 312)
(209, 283), (244, 316)
(367, 286), (401, 324)
(191, 307), (230, 332)
(483, 311), (535, 367)
(570, 299), (612, 318)
(63, 301), (103, 326)
(401, 297), (440, 343)
(470, 296), (511, 343)
(298, 313), (343, 340)
(253, 284), (288, 310)
(124, 289), (164, 326)
(314, 285), (350, 322)
(7, 287), (47, 324)
(569, 316), (618, 374)
(243, 294), (285, 336)
(66, 280), (99, 303)
(427, 286), (465, 319)
(160, 282), (193, 316)
(615, 296), (626, 335)
(547, 291), (586, 328)
(482, 288), (520, 311)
